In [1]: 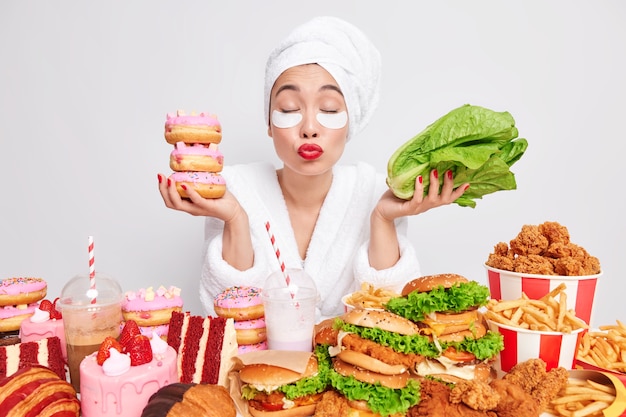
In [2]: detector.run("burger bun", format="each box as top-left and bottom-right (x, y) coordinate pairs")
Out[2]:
(247, 403), (317, 417)
(401, 273), (468, 296)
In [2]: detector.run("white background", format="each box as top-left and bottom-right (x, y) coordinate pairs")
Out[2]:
(1, 1), (624, 327)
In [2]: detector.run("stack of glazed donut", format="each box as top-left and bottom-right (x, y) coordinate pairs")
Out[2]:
(0, 277), (47, 346)
(164, 110), (227, 199)
(121, 285), (183, 340)
(214, 286), (268, 354)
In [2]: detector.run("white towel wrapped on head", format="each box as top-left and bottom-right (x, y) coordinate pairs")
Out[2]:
(264, 16), (381, 141)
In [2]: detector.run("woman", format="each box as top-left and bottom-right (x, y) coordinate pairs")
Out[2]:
(158, 16), (468, 320)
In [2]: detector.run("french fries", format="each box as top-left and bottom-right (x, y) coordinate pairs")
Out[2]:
(485, 283), (589, 333)
(344, 283), (400, 310)
(577, 319), (626, 373)
(545, 378), (616, 417)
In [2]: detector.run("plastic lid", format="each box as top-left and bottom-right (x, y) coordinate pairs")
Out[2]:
(59, 273), (123, 307)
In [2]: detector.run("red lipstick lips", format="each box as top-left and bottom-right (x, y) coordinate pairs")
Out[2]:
(297, 143), (323, 160)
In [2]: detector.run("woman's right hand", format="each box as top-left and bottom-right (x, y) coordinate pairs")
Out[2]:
(157, 173), (242, 222)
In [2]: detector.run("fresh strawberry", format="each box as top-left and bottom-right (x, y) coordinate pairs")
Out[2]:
(50, 297), (62, 319)
(96, 336), (123, 366)
(123, 334), (152, 366)
(38, 299), (54, 312)
(49, 308), (62, 320)
(119, 320), (141, 348)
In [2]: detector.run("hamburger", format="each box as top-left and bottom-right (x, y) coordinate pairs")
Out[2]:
(327, 309), (422, 416)
(384, 273), (504, 383)
(239, 351), (328, 417)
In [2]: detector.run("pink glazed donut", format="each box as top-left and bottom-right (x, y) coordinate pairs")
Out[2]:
(169, 171), (226, 199)
(234, 317), (267, 345)
(0, 303), (38, 332)
(164, 111), (222, 145)
(0, 277), (47, 307)
(170, 142), (224, 173)
(237, 340), (268, 354)
(214, 286), (264, 321)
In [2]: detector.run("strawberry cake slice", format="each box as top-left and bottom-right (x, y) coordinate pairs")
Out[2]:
(79, 320), (178, 417)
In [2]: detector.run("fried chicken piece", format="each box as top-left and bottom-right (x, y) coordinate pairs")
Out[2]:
(486, 253), (514, 272)
(582, 255), (601, 274)
(538, 221), (570, 245)
(489, 379), (541, 417)
(313, 390), (352, 417)
(493, 242), (512, 257)
(409, 379), (497, 417)
(450, 380), (500, 411)
(513, 254), (555, 275)
(554, 257), (587, 276)
(341, 333), (424, 369)
(502, 358), (568, 410)
(509, 225), (549, 256)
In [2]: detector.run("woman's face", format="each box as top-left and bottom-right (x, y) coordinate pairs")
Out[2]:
(268, 64), (348, 177)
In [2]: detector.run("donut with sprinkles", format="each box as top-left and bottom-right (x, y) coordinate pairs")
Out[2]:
(214, 286), (264, 321)
(0, 277), (47, 307)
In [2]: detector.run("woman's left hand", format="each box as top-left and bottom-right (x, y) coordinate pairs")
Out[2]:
(375, 169), (469, 221)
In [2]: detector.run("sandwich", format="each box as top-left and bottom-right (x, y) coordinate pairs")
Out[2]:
(239, 351), (328, 417)
(384, 273), (504, 383)
(326, 309), (422, 416)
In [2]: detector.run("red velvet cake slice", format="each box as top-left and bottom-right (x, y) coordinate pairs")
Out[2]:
(0, 336), (65, 380)
(166, 311), (237, 386)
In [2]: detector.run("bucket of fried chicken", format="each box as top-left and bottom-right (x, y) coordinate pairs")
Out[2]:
(484, 221), (601, 325)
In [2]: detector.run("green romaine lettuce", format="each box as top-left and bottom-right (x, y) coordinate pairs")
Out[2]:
(329, 372), (421, 416)
(335, 319), (503, 361)
(384, 281), (490, 322)
(386, 104), (528, 207)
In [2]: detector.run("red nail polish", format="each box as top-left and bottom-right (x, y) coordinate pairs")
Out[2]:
(181, 184), (187, 190)
(157, 174), (162, 184)
(418, 175), (423, 184)
(447, 170), (453, 180)
(433, 170), (438, 179)
(464, 184), (470, 191)
(167, 178), (171, 187)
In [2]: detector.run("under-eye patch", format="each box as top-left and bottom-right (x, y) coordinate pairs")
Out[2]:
(271, 110), (302, 128)
(316, 111), (348, 129)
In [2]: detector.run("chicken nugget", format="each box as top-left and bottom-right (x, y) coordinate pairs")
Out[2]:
(510, 225), (549, 256)
(538, 221), (570, 245)
(513, 254), (555, 275)
(554, 257), (587, 276)
(486, 253), (514, 271)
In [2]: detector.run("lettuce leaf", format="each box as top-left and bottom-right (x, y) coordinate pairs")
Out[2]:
(336, 320), (503, 361)
(386, 104), (528, 207)
(242, 345), (332, 400)
(279, 345), (332, 399)
(384, 281), (490, 322)
(329, 371), (421, 416)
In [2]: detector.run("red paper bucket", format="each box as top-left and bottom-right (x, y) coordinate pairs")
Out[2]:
(484, 264), (601, 325)
(487, 320), (585, 373)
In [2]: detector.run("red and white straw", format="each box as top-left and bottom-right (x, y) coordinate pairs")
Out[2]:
(265, 221), (294, 297)
(88, 235), (96, 303)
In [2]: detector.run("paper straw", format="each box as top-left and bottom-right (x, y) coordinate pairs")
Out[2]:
(265, 221), (294, 298)
(88, 235), (96, 303)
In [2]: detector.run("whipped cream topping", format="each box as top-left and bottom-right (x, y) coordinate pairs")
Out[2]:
(29, 308), (50, 323)
(102, 348), (131, 376)
(150, 332), (168, 355)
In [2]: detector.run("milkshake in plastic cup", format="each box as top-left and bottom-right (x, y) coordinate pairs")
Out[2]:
(262, 269), (318, 352)
(58, 273), (123, 392)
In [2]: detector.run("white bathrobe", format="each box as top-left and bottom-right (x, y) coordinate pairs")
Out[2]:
(200, 161), (420, 321)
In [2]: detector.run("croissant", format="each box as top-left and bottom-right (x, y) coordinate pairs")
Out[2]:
(141, 382), (236, 417)
(0, 365), (80, 417)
